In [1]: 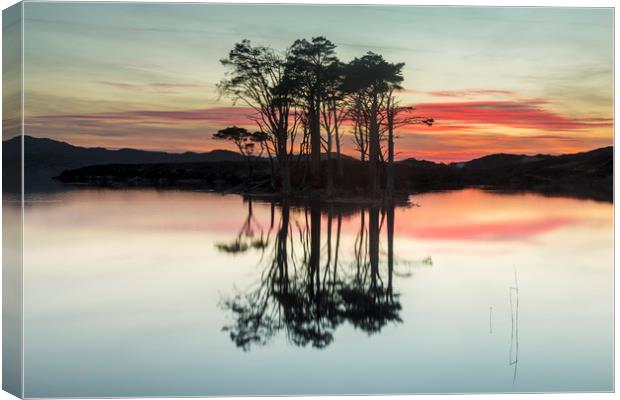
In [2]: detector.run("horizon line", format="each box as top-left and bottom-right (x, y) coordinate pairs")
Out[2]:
(4, 134), (613, 165)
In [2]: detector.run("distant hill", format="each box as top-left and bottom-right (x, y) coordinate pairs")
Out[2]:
(399, 147), (613, 181)
(456, 147), (612, 173)
(385, 147), (612, 201)
(2, 135), (356, 184)
(2, 135), (246, 190)
(456, 146), (613, 184)
(452, 147), (613, 201)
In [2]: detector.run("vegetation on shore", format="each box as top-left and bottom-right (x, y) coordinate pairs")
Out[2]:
(55, 146), (613, 203)
(6, 135), (611, 202)
(215, 36), (433, 199)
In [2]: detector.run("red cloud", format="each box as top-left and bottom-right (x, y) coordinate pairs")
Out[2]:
(404, 99), (613, 131)
(25, 98), (612, 162)
(33, 99), (612, 134)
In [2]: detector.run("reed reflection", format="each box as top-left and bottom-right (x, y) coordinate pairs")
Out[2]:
(217, 198), (423, 351)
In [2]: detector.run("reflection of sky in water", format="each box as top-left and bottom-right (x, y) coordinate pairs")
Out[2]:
(16, 188), (612, 397)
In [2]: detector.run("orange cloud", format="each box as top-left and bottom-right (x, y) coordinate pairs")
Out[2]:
(405, 99), (612, 131)
(391, 131), (612, 162)
(23, 96), (612, 162)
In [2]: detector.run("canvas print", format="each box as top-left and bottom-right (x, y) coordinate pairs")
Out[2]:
(2, 2), (614, 398)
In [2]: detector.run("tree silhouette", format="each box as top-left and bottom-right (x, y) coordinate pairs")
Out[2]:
(286, 37), (338, 189)
(213, 126), (268, 183)
(220, 201), (411, 351)
(319, 61), (348, 194)
(344, 52), (405, 197)
(218, 40), (302, 195)
(384, 92), (434, 197)
(218, 38), (435, 198)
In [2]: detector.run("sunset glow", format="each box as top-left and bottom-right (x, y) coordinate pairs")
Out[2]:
(12, 3), (613, 162)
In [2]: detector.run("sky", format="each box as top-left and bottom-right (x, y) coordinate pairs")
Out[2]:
(12, 2), (614, 162)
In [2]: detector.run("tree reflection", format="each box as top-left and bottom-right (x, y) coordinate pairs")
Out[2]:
(218, 199), (415, 351)
(337, 205), (401, 335)
(215, 198), (269, 254)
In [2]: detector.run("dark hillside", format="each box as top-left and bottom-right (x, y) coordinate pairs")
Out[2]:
(2, 135), (246, 191)
(4, 136), (612, 201)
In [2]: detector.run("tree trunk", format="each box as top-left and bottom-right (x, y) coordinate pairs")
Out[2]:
(281, 157), (291, 196)
(333, 104), (343, 183)
(265, 145), (276, 191)
(387, 99), (395, 199)
(278, 128), (291, 196)
(310, 100), (322, 189)
(326, 121), (334, 198)
(356, 96), (366, 162)
(369, 94), (380, 197)
(299, 127), (310, 189)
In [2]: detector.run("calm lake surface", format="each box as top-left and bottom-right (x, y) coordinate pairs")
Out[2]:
(13, 188), (613, 396)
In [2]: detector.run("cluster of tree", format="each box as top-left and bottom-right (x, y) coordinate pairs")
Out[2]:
(215, 37), (433, 197)
(216, 199), (431, 350)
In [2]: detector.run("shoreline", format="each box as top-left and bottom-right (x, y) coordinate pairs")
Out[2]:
(47, 179), (613, 204)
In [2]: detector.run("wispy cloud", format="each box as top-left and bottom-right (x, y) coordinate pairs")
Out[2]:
(394, 131), (612, 162)
(33, 106), (256, 127)
(98, 81), (207, 91)
(426, 89), (516, 98)
(407, 99), (613, 131)
(23, 99), (613, 162)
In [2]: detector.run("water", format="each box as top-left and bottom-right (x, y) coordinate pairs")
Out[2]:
(10, 188), (613, 397)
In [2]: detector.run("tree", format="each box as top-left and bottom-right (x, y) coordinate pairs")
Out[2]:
(383, 91), (434, 197)
(286, 37), (338, 188)
(344, 53), (405, 197)
(218, 39), (434, 198)
(219, 40), (301, 195)
(319, 61), (348, 195)
(349, 91), (370, 161)
(213, 126), (268, 183)
(212, 126), (256, 158)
